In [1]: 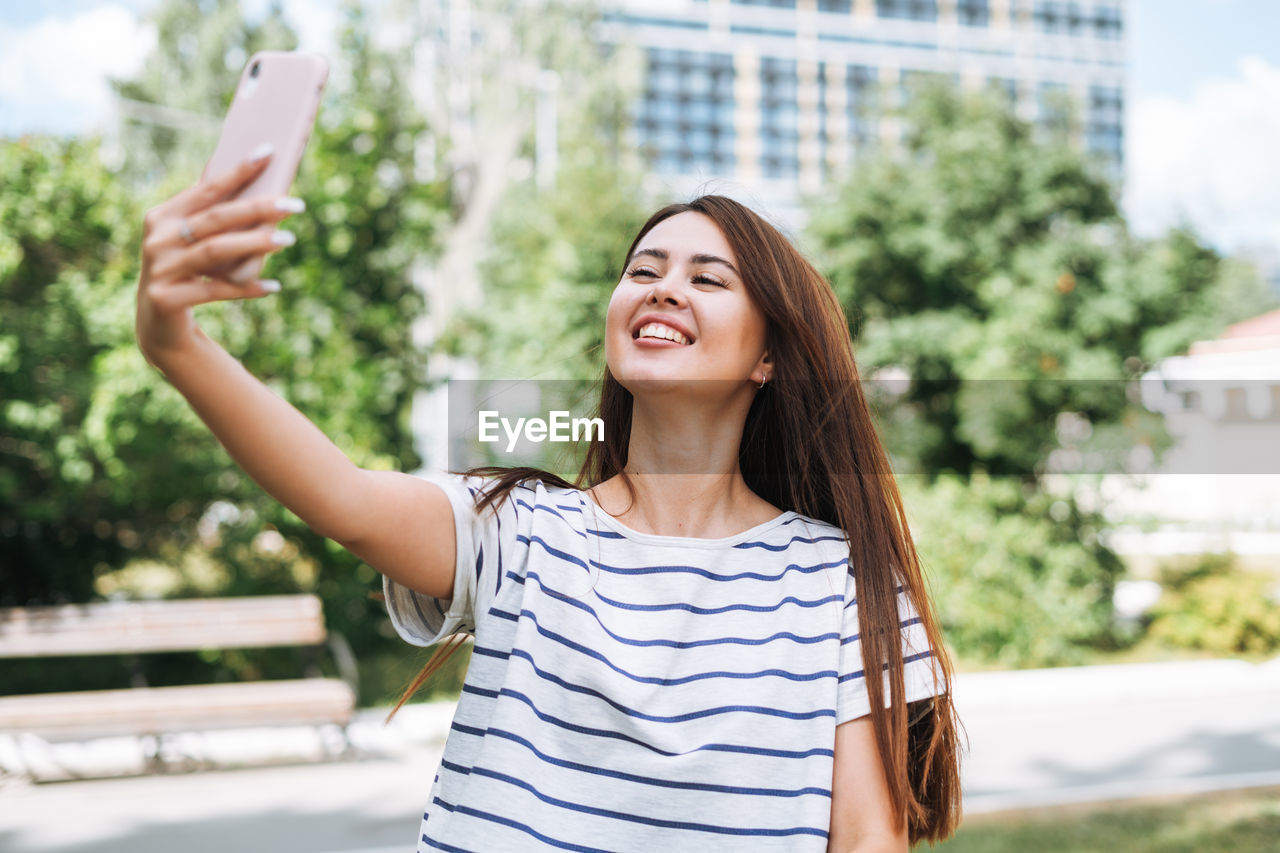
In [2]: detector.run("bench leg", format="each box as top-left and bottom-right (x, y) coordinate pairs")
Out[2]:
(0, 733), (34, 785)
(318, 723), (357, 761)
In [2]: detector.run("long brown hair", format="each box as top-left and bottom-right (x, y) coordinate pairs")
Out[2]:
(389, 195), (962, 844)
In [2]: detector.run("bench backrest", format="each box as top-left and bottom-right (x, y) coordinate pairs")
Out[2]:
(0, 594), (328, 658)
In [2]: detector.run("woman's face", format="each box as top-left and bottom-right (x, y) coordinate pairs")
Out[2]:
(605, 211), (769, 392)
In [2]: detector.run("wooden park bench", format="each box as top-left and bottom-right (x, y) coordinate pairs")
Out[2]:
(0, 594), (358, 779)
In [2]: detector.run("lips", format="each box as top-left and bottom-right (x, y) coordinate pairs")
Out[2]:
(630, 313), (696, 345)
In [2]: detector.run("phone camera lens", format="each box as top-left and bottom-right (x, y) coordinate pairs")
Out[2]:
(250, 61), (260, 78)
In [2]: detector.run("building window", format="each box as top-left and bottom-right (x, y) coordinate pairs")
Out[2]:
(846, 64), (879, 151)
(1094, 5), (1123, 40)
(818, 0), (853, 12)
(1032, 1), (1065, 34)
(956, 0), (989, 27)
(636, 48), (736, 176)
(1087, 83), (1124, 166)
(760, 56), (799, 179)
(876, 0), (939, 22)
(733, 0), (798, 7)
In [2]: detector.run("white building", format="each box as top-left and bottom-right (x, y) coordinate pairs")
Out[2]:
(1101, 308), (1280, 574)
(600, 0), (1126, 218)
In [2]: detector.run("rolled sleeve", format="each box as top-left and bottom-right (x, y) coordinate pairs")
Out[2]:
(382, 471), (487, 647)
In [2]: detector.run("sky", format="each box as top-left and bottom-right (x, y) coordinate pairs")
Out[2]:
(1, 0), (1278, 255)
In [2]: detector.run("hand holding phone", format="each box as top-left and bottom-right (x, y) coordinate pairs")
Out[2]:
(202, 50), (328, 282)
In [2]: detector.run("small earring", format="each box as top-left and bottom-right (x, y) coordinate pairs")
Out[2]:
(758, 376), (767, 389)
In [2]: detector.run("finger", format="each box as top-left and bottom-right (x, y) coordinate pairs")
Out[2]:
(169, 143), (275, 218)
(181, 196), (305, 246)
(153, 227), (296, 281)
(157, 277), (282, 312)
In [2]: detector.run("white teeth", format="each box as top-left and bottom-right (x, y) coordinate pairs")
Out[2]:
(637, 323), (690, 345)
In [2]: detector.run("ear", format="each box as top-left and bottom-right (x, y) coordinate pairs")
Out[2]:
(753, 350), (772, 379)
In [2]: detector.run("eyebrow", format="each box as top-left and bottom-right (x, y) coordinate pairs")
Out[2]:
(630, 247), (739, 277)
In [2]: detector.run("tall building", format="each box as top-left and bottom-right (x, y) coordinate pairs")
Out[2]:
(601, 0), (1126, 215)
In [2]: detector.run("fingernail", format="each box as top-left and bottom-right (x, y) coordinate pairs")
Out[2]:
(248, 142), (274, 163)
(260, 279), (281, 293)
(274, 197), (305, 213)
(271, 230), (296, 246)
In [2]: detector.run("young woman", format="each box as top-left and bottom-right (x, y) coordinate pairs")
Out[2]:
(137, 150), (962, 851)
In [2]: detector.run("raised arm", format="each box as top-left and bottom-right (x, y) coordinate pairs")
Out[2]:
(135, 151), (456, 599)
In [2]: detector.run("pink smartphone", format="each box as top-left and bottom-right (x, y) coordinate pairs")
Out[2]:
(202, 50), (329, 283)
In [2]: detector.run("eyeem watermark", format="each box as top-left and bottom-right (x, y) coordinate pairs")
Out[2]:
(478, 410), (604, 452)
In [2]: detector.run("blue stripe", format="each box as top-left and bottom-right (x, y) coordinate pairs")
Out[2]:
(516, 533), (590, 571)
(515, 498), (588, 535)
(451, 721), (486, 737)
(733, 533), (847, 551)
(461, 683), (498, 699)
(495, 596), (840, 649)
(522, 569), (841, 646)
(839, 649), (935, 683)
(501, 640), (836, 687)
(500, 655), (834, 723)
(586, 527), (628, 539)
(471, 645), (511, 660)
(492, 561), (840, 618)
(518, 532), (847, 582)
(494, 511), (504, 596)
(841, 616), (923, 646)
(593, 556), (847, 582)
(506, 640), (839, 701)
(480, 725), (831, 799)
(493, 688), (834, 759)
(474, 542), (483, 585)
(593, 587), (843, 616)
(466, 765), (829, 838)
(425, 797), (615, 853)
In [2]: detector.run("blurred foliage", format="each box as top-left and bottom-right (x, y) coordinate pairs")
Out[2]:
(0, 136), (143, 606)
(901, 473), (1123, 667)
(1, 1), (448, 705)
(442, 149), (647, 383)
(808, 84), (1275, 480)
(1146, 554), (1280, 656)
(432, 0), (648, 477)
(807, 84), (1276, 667)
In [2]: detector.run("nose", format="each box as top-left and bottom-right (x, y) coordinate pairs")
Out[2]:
(647, 270), (685, 307)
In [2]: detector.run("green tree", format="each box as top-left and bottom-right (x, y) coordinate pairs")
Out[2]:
(2, 2), (451, 702)
(0, 136), (143, 605)
(808, 84), (1267, 481)
(806, 85), (1273, 666)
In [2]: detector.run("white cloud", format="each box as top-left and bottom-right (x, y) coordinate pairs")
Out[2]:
(0, 4), (156, 136)
(1126, 56), (1280, 252)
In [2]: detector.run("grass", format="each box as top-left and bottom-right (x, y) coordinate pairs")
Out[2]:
(931, 787), (1280, 853)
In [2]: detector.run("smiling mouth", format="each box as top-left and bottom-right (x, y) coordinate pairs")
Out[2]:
(633, 323), (693, 345)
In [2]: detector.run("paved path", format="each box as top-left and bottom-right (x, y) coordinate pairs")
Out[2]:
(957, 657), (1280, 812)
(2, 657), (1279, 851)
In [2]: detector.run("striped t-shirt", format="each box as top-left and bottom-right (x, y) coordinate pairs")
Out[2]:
(383, 472), (942, 852)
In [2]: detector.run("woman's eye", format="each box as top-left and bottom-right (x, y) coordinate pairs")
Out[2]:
(626, 268), (725, 287)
